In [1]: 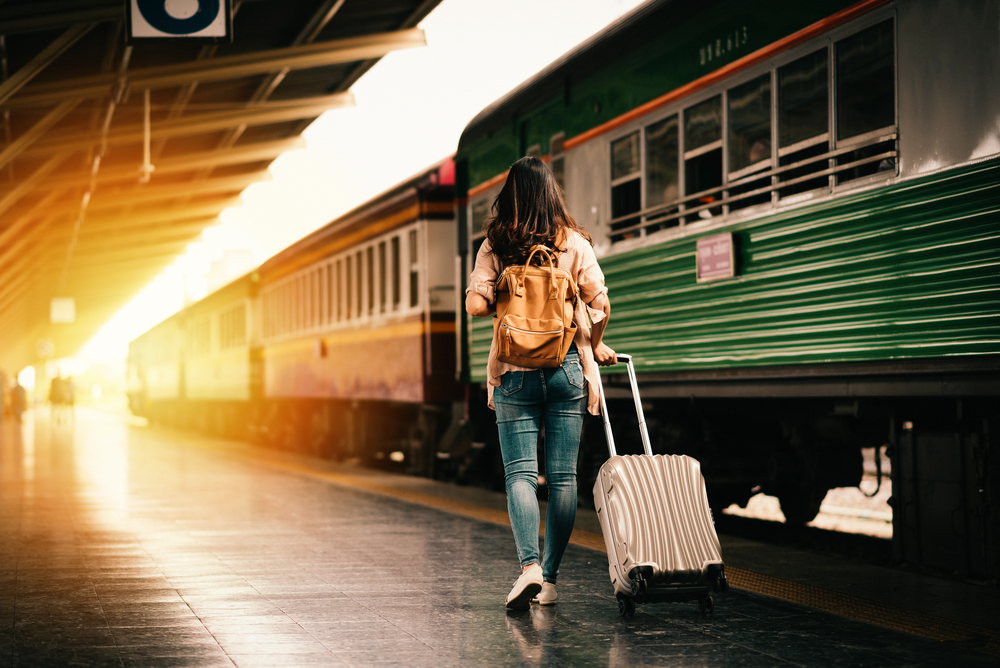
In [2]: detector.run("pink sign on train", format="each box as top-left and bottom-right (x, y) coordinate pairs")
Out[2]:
(696, 232), (735, 282)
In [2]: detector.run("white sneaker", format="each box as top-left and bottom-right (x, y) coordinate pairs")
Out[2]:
(531, 582), (557, 606)
(506, 564), (543, 610)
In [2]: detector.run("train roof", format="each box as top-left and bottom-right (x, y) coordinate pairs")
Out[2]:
(257, 155), (454, 281)
(456, 0), (878, 192)
(456, 0), (715, 154)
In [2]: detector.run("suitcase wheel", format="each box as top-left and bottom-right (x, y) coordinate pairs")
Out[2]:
(699, 595), (714, 615)
(617, 594), (636, 619)
(627, 566), (652, 597)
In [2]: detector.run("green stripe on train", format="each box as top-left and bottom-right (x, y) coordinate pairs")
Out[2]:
(467, 158), (1000, 382)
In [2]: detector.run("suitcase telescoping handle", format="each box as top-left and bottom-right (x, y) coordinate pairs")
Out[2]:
(596, 353), (652, 458)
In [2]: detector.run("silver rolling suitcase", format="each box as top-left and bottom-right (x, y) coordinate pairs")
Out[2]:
(593, 354), (729, 618)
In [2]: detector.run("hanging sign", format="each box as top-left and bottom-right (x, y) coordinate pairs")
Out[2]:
(127, 0), (232, 41)
(696, 232), (736, 282)
(50, 297), (76, 324)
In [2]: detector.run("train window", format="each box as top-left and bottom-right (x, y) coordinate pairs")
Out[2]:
(303, 272), (310, 330)
(189, 318), (210, 356)
(836, 20), (894, 141)
(298, 275), (305, 332)
(305, 271), (314, 330)
(220, 303), (246, 349)
(262, 293), (268, 338)
(324, 264), (332, 325)
(306, 273), (312, 330)
(314, 268), (322, 327)
(727, 73), (772, 210)
(282, 283), (289, 334)
(264, 293), (269, 338)
(471, 235), (486, 262)
(315, 270), (322, 327)
(836, 19), (896, 183)
(471, 199), (491, 235)
(684, 95), (723, 218)
(287, 280), (294, 333)
(289, 280), (296, 333)
(313, 269), (320, 328)
(778, 48), (830, 198)
(356, 250), (363, 319)
(391, 236), (401, 309)
(550, 132), (565, 192)
(378, 241), (387, 313)
(291, 277), (299, 332)
(610, 131), (641, 240)
(409, 229), (419, 308)
(550, 157), (565, 193)
(284, 283), (291, 334)
(234, 304), (246, 347)
(367, 246), (375, 316)
(345, 256), (353, 320)
(335, 260), (343, 322)
(644, 114), (679, 233)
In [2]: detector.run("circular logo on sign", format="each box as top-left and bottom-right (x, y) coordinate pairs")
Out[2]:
(137, 0), (220, 34)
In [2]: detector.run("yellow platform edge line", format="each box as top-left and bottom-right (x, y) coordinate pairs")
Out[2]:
(188, 436), (998, 657)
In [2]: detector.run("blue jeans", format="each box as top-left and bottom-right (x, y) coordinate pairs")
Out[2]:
(494, 345), (587, 583)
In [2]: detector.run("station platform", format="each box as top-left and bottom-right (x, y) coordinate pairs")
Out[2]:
(1, 407), (997, 668)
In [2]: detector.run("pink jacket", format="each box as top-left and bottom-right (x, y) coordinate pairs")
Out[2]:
(466, 231), (609, 415)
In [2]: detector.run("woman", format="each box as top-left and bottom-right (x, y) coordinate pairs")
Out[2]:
(465, 156), (617, 610)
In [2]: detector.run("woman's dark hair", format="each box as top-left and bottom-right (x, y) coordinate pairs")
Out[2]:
(484, 156), (591, 267)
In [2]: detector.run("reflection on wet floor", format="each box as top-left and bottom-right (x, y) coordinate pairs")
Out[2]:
(0, 407), (994, 667)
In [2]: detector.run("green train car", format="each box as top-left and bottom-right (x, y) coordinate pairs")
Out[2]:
(455, 0), (1000, 575)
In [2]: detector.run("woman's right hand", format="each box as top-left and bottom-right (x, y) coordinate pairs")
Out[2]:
(593, 342), (617, 366)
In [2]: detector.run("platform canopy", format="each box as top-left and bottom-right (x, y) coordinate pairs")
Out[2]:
(0, 0), (438, 373)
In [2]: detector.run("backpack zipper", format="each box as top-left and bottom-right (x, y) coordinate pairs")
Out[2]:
(502, 322), (563, 336)
(503, 321), (562, 356)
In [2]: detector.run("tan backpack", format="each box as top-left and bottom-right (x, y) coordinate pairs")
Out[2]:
(493, 245), (578, 368)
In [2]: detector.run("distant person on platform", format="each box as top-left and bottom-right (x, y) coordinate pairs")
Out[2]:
(63, 377), (76, 423)
(49, 375), (65, 422)
(12, 379), (27, 423)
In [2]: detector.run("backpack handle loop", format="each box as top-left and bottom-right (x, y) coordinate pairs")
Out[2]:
(522, 245), (558, 300)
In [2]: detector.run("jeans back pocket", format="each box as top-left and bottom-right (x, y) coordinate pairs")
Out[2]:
(498, 371), (524, 396)
(560, 358), (585, 389)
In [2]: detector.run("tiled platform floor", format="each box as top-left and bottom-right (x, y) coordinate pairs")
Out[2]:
(1, 407), (994, 667)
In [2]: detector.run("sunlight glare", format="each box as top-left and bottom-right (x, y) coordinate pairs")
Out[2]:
(70, 0), (646, 368)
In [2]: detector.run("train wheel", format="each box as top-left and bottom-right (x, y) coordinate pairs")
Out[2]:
(777, 484), (825, 525)
(307, 408), (330, 458)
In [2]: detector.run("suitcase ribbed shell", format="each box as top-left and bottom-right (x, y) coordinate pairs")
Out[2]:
(595, 453), (722, 596)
